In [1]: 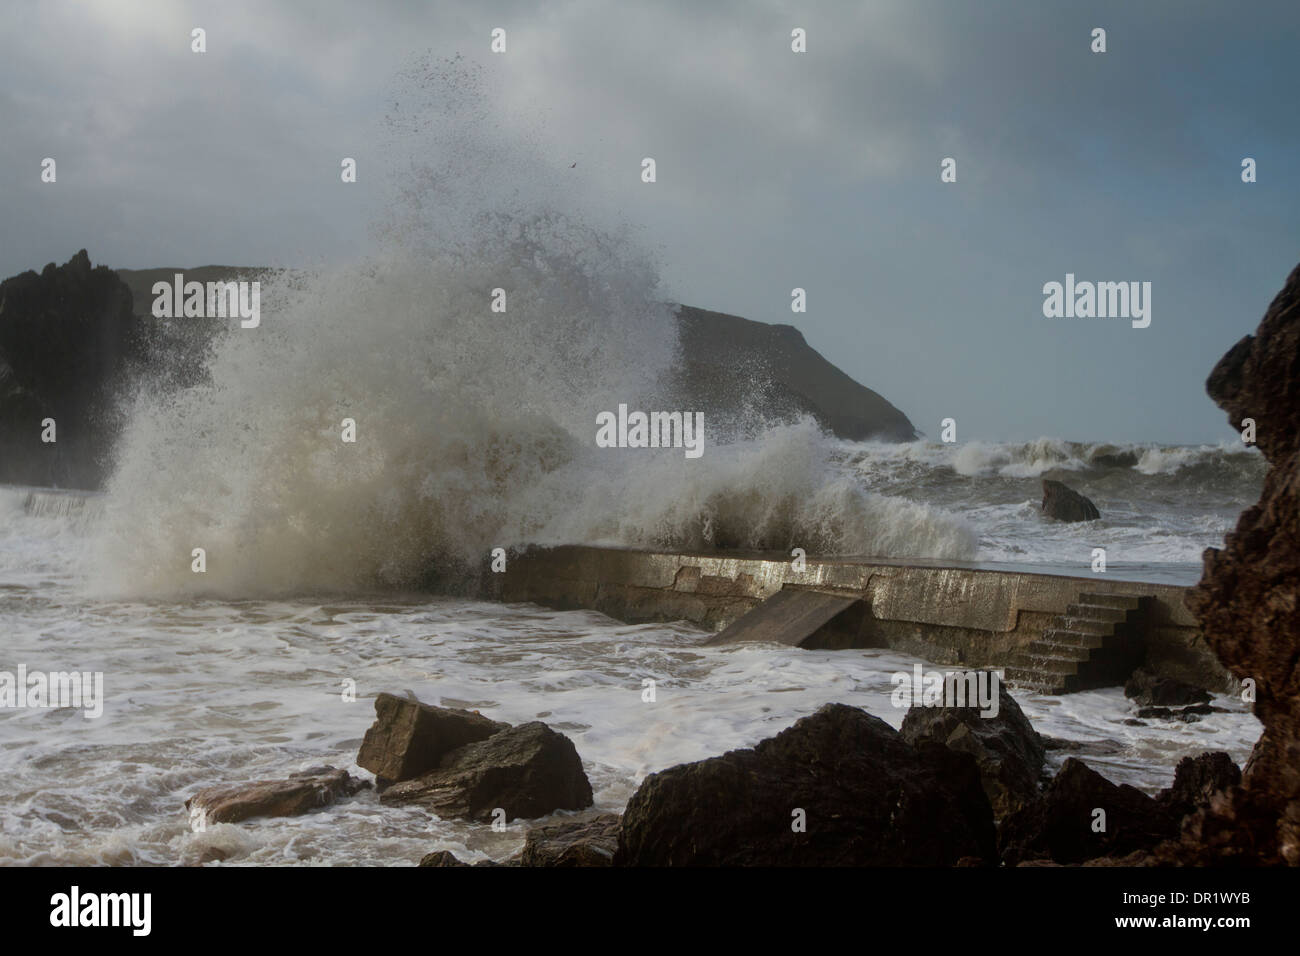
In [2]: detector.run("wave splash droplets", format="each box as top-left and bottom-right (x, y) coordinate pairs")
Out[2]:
(90, 61), (975, 598)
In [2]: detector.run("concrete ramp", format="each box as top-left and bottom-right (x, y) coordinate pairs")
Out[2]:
(706, 588), (865, 648)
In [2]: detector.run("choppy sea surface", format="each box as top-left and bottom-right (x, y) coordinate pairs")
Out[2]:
(0, 485), (1260, 866)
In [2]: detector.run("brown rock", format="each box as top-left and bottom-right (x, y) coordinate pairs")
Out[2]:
(418, 850), (471, 867)
(357, 692), (510, 785)
(380, 721), (593, 822)
(185, 766), (367, 824)
(521, 814), (621, 866)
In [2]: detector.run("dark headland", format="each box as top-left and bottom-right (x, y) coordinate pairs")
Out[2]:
(0, 252), (916, 489)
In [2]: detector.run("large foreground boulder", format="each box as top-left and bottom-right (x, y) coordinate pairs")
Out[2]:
(357, 692), (509, 785)
(1177, 260), (1300, 866)
(615, 703), (995, 866)
(1041, 479), (1101, 522)
(380, 721), (593, 822)
(185, 766), (366, 825)
(998, 758), (1180, 866)
(900, 679), (1046, 817)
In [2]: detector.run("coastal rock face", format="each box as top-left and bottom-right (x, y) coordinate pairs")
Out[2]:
(1041, 479), (1101, 522)
(673, 305), (917, 441)
(357, 693), (509, 785)
(998, 758), (1180, 866)
(615, 703), (996, 866)
(1180, 260), (1300, 866)
(900, 680), (1046, 818)
(0, 250), (140, 488)
(379, 721), (593, 822)
(521, 813), (621, 866)
(185, 766), (366, 825)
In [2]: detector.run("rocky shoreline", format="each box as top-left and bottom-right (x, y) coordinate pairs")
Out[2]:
(185, 681), (1245, 867)
(182, 258), (1300, 867)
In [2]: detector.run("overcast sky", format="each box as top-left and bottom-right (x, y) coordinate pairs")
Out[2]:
(2, 0), (1297, 444)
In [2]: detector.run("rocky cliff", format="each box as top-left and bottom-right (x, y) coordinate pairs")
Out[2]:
(1173, 260), (1300, 865)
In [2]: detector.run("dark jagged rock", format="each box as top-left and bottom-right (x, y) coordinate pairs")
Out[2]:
(673, 305), (917, 442)
(1156, 752), (1242, 821)
(1177, 260), (1300, 866)
(380, 721), (593, 822)
(1040, 479), (1101, 522)
(900, 678), (1045, 817)
(0, 250), (140, 488)
(185, 766), (367, 825)
(615, 703), (995, 866)
(521, 813), (621, 866)
(1124, 667), (1212, 707)
(357, 692), (509, 786)
(998, 758), (1180, 866)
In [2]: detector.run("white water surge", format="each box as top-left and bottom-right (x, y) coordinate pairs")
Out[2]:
(0, 488), (1262, 865)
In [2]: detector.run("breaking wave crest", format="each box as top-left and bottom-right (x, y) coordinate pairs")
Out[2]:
(87, 59), (975, 598)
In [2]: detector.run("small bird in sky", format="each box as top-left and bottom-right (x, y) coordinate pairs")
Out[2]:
(570, 162), (577, 168)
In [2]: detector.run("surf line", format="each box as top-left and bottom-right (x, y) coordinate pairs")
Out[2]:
(595, 404), (705, 459)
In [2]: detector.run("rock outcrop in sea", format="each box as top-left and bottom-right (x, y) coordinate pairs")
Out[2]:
(1040, 478), (1101, 522)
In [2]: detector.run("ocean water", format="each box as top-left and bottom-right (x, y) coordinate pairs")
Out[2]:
(0, 484), (1262, 866)
(0, 62), (1267, 866)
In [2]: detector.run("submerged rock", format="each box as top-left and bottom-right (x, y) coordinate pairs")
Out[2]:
(615, 703), (995, 866)
(380, 721), (593, 822)
(357, 692), (509, 786)
(185, 766), (367, 825)
(900, 678), (1045, 817)
(521, 813), (621, 866)
(998, 758), (1180, 866)
(1041, 479), (1101, 522)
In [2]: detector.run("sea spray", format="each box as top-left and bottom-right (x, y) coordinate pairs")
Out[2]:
(87, 58), (977, 597)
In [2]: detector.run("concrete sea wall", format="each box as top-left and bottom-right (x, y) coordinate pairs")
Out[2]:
(490, 545), (1231, 692)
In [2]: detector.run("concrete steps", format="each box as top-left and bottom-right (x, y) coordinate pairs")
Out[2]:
(1004, 591), (1149, 695)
